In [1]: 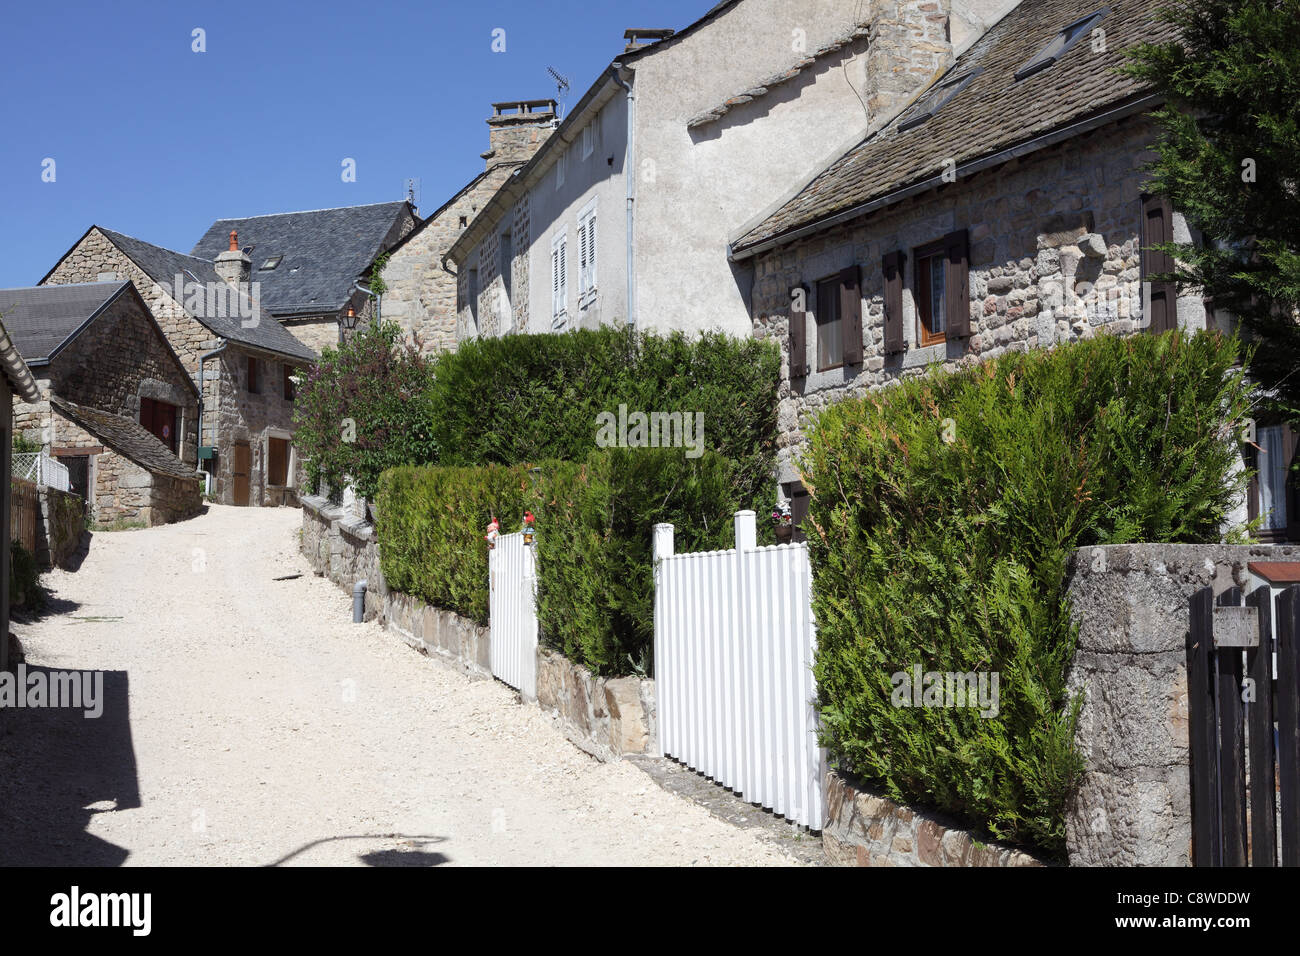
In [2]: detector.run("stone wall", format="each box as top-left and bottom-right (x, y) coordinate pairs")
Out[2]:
(535, 648), (656, 761)
(36, 486), (87, 569)
(91, 452), (201, 527)
(300, 493), (383, 616)
(1064, 542), (1300, 866)
(749, 116), (1211, 485)
(823, 771), (1045, 866)
(208, 344), (303, 507)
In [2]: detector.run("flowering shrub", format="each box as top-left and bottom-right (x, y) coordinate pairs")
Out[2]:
(291, 321), (437, 499)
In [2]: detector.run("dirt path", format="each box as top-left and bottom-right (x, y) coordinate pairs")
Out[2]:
(0, 505), (799, 866)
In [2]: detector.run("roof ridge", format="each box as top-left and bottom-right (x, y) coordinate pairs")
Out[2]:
(208, 200), (410, 222)
(99, 227), (216, 265)
(0, 279), (129, 293)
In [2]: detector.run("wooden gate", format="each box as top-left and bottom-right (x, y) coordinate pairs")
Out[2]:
(232, 442), (250, 506)
(10, 477), (39, 553)
(1188, 584), (1300, 865)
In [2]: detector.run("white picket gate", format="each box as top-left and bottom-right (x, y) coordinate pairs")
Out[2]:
(654, 511), (826, 829)
(489, 530), (539, 698)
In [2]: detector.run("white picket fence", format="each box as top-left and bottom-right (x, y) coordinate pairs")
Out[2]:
(11, 451), (71, 493)
(653, 511), (826, 829)
(489, 530), (539, 698)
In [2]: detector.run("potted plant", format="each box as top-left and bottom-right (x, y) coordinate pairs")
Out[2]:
(772, 503), (793, 543)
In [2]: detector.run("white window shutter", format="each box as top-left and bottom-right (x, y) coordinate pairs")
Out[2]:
(588, 215), (596, 290)
(559, 237), (567, 310)
(551, 245), (560, 317)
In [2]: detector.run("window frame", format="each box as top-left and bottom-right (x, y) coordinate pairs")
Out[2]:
(578, 199), (598, 301)
(897, 68), (982, 132)
(551, 228), (569, 323)
(1014, 8), (1110, 81)
(581, 124), (594, 160)
(814, 274), (845, 371)
(913, 237), (949, 347)
(283, 365), (296, 401)
(246, 356), (260, 395)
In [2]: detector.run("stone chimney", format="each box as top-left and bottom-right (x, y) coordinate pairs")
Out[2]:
(864, 0), (957, 126)
(214, 229), (251, 287)
(482, 100), (558, 170)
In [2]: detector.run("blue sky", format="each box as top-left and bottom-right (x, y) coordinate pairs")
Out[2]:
(0, 0), (711, 288)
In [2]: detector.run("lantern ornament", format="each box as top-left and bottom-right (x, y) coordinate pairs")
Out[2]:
(484, 517), (500, 549)
(522, 511), (536, 546)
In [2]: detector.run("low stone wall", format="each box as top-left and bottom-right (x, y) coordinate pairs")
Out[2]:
(37, 486), (87, 569)
(1064, 542), (1300, 866)
(536, 648), (657, 761)
(300, 494), (384, 620)
(822, 772), (1045, 866)
(383, 590), (491, 679)
(93, 451), (201, 527)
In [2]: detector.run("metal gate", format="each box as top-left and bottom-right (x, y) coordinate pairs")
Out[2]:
(654, 511), (826, 829)
(1188, 582), (1300, 865)
(489, 530), (538, 699)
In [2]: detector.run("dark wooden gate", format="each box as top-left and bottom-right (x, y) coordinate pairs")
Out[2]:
(1188, 583), (1300, 865)
(232, 442), (250, 507)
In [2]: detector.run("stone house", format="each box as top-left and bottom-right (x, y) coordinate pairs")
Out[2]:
(190, 201), (418, 353)
(39, 226), (318, 507)
(378, 101), (556, 355)
(724, 0), (1266, 529)
(0, 315), (43, 671)
(445, 0), (1011, 343)
(1, 280), (202, 525)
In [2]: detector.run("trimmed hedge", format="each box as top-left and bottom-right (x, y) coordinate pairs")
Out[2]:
(426, 326), (780, 503)
(800, 330), (1253, 858)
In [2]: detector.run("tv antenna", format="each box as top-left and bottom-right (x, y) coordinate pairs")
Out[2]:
(404, 177), (421, 211)
(547, 66), (570, 119)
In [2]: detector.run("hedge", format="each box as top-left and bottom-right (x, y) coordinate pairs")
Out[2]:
(799, 330), (1253, 858)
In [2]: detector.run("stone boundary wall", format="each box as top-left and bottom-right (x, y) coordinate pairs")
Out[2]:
(823, 772), (1045, 867)
(1064, 542), (1300, 866)
(37, 486), (87, 570)
(300, 501), (656, 759)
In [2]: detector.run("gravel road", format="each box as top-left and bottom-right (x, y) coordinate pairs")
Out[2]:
(0, 504), (800, 867)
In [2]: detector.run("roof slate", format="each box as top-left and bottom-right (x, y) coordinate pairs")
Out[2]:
(51, 397), (198, 480)
(0, 281), (129, 364)
(731, 0), (1174, 252)
(189, 201), (412, 316)
(97, 229), (317, 362)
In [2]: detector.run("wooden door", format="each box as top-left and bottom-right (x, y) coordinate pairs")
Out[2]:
(232, 442), (250, 506)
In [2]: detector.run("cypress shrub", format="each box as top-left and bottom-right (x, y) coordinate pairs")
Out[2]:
(801, 330), (1253, 858)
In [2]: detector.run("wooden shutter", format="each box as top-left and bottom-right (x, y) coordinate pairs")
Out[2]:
(840, 264), (863, 366)
(587, 215), (596, 287)
(883, 251), (905, 354)
(1285, 424), (1300, 542)
(944, 229), (971, 338)
(789, 284), (809, 379)
(267, 438), (288, 487)
(1142, 195), (1176, 333)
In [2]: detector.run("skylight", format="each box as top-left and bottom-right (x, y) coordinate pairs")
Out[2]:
(259, 256), (283, 270)
(897, 68), (982, 132)
(1015, 8), (1110, 81)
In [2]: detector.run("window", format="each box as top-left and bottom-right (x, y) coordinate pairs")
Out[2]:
(467, 267), (479, 328)
(140, 397), (179, 454)
(259, 256), (282, 271)
(267, 436), (290, 488)
(784, 483), (810, 544)
(578, 201), (597, 298)
(56, 454), (90, 499)
(1015, 9), (1110, 81)
(247, 356), (260, 394)
(910, 231), (970, 347)
(581, 125), (594, 159)
(815, 276), (844, 370)
(556, 150), (566, 189)
(897, 69), (982, 131)
(1249, 423), (1298, 541)
(283, 365), (296, 401)
(551, 230), (568, 323)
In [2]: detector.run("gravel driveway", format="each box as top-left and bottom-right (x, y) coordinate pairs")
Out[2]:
(0, 504), (799, 867)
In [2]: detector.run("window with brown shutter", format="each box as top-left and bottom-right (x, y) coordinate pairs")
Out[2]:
(883, 251), (906, 354)
(840, 264), (863, 366)
(1141, 194), (1176, 333)
(815, 275), (844, 370)
(267, 437), (290, 487)
(1246, 422), (1300, 542)
(944, 229), (971, 338)
(788, 284), (809, 379)
(247, 356), (260, 394)
(914, 239), (948, 346)
(140, 397), (178, 453)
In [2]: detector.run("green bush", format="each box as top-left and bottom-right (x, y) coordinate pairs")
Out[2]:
(534, 448), (749, 676)
(9, 540), (44, 610)
(800, 330), (1253, 858)
(375, 462), (536, 624)
(426, 326), (780, 504)
(292, 321), (438, 500)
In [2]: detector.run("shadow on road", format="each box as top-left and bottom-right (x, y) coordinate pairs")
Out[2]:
(0, 667), (138, 866)
(266, 834), (449, 867)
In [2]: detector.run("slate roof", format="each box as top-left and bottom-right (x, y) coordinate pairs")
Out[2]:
(731, 0), (1174, 253)
(190, 201), (412, 317)
(95, 229), (318, 362)
(0, 281), (131, 365)
(51, 397), (197, 480)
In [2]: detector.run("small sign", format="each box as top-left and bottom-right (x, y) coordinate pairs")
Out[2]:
(1213, 606), (1259, 648)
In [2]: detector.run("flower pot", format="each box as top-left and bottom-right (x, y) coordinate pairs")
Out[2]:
(774, 524), (794, 543)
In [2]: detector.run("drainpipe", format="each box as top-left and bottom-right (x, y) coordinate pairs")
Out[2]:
(353, 579), (367, 623)
(197, 342), (228, 489)
(611, 64), (636, 328)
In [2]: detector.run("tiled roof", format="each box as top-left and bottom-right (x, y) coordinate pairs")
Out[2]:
(731, 0), (1174, 253)
(190, 201), (412, 316)
(0, 281), (130, 364)
(97, 229), (318, 362)
(51, 397), (197, 480)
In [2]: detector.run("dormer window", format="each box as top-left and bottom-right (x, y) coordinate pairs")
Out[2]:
(897, 68), (982, 132)
(1015, 8), (1110, 81)
(259, 256), (282, 270)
